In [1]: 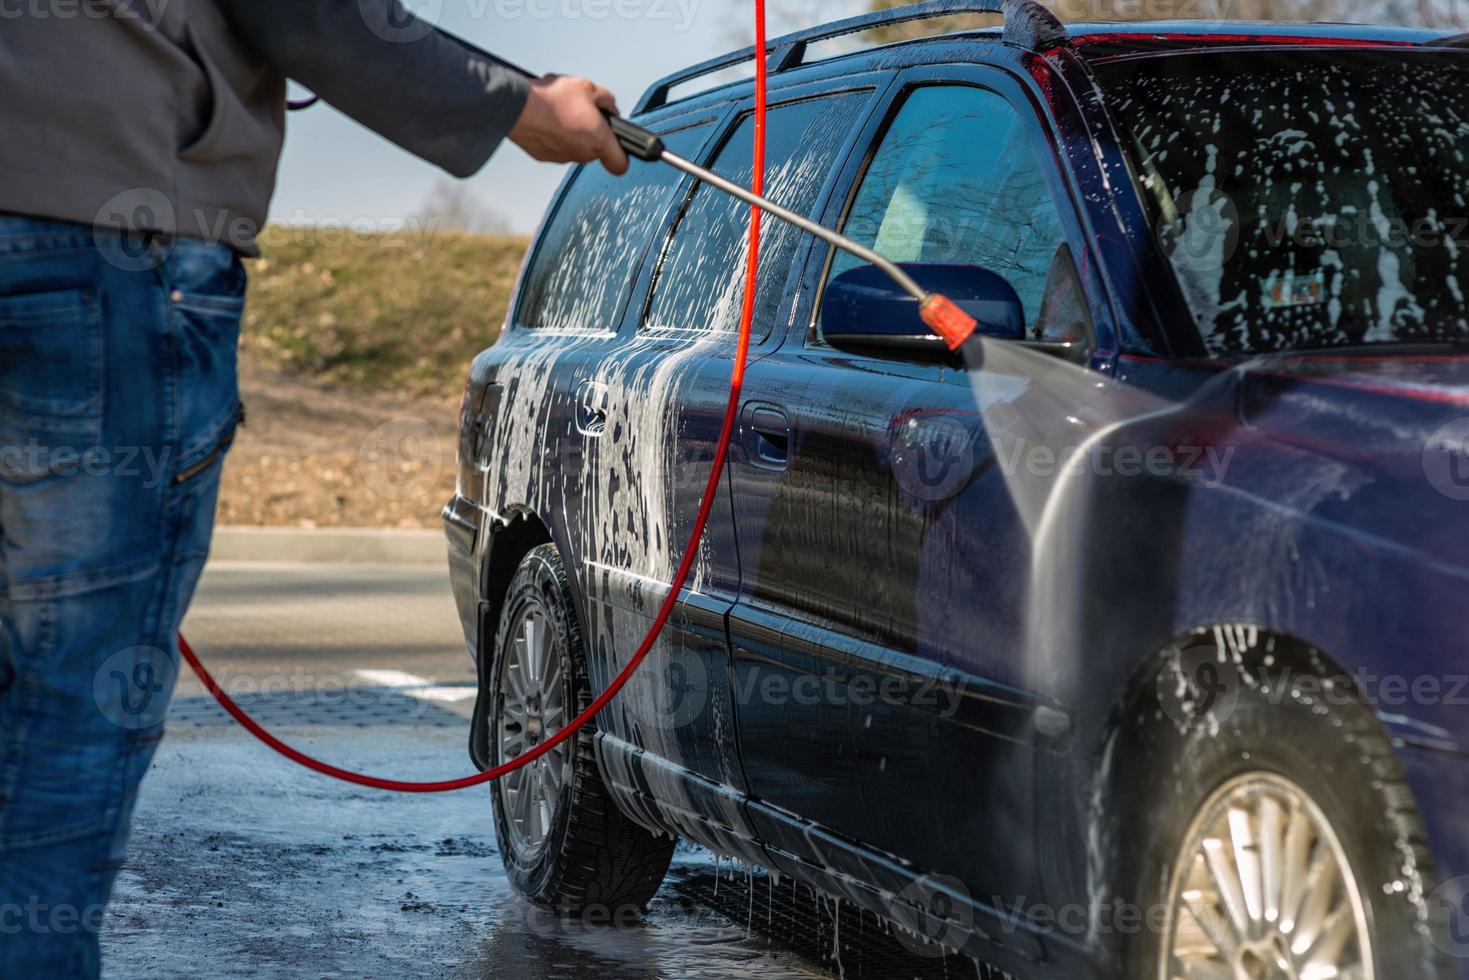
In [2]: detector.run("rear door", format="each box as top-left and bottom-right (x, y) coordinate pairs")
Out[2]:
(498, 115), (736, 803)
(727, 64), (1101, 904)
(570, 85), (884, 831)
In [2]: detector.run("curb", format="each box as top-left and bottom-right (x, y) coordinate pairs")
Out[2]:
(211, 526), (445, 566)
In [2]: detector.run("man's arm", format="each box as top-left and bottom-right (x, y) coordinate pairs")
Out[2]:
(214, 0), (626, 177)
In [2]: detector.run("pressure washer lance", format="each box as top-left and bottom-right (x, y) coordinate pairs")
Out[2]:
(453, 53), (979, 348)
(603, 113), (980, 351)
(178, 58), (978, 794)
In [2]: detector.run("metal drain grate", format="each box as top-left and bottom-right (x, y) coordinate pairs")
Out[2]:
(166, 689), (471, 729)
(670, 866), (1017, 979)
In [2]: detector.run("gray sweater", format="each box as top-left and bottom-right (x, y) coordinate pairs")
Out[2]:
(0, 0), (530, 254)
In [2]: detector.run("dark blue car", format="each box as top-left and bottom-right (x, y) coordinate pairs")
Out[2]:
(445, 4), (1469, 976)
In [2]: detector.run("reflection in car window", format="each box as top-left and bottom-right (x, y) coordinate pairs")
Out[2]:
(826, 85), (1067, 336)
(1096, 51), (1469, 355)
(643, 93), (868, 336)
(517, 124), (712, 331)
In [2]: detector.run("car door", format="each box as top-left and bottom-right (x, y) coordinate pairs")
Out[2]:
(569, 85), (884, 838)
(500, 114), (743, 807)
(727, 66), (1102, 907)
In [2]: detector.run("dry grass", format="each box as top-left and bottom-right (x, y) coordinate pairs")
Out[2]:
(221, 229), (529, 529)
(242, 228), (529, 397)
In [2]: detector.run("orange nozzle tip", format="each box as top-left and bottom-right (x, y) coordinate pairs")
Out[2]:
(920, 294), (978, 351)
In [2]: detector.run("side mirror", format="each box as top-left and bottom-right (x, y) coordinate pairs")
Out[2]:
(821, 262), (1025, 363)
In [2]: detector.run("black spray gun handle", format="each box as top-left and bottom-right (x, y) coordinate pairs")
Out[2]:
(603, 111), (665, 162)
(478, 52), (669, 162)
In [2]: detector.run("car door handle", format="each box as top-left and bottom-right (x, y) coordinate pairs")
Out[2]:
(742, 402), (790, 469)
(576, 380), (609, 436)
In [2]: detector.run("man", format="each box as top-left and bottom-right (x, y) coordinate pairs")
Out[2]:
(0, 2), (627, 975)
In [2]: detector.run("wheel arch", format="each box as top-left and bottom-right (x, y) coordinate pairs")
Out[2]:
(1081, 622), (1445, 974)
(477, 505), (555, 660)
(469, 506), (554, 770)
(1087, 623), (1385, 859)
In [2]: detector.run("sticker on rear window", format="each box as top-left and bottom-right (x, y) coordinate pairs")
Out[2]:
(1261, 270), (1326, 310)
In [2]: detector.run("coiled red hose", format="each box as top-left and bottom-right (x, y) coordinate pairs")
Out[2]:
(178, 3), (770, 793)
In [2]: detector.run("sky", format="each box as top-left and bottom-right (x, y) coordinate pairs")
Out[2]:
(269, 0), (864, 235)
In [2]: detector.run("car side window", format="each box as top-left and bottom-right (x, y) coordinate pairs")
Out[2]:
(642, 93), (869, 337)
(516, 123), (713, 331)
(822, 85), (1071, 341)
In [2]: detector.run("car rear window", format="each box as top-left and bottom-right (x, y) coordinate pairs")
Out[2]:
(641, 92), (870, 337)
(1095, 50), (1469, 354)
(515, 122), (714, 331)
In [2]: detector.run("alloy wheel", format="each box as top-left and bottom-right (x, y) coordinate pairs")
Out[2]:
(496, 607), (568, 859)
(1161, 773), (1374, 980)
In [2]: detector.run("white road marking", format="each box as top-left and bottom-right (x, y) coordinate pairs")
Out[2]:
(354, 669), (477, 703)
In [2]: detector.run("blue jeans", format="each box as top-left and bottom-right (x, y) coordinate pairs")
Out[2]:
(0, 216), (243, 977)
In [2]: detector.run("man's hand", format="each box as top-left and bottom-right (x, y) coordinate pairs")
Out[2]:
(509, 75), (629, 176)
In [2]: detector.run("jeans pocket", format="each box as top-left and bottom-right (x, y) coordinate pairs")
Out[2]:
(168, 238), (246, 306)
(166, 243), (244, 474)
(0, 288), (105, 486)
(0, 288), (103, 420)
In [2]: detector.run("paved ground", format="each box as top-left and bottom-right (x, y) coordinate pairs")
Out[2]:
(102, 562), (971, 979)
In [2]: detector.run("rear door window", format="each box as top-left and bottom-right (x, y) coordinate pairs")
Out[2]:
(516, 122), (714, 331)
(642, 93), (870, 338)
(819, 84), (1074, 343)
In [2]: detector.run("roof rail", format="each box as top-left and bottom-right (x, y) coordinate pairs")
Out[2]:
(633, 0), (1069, 114)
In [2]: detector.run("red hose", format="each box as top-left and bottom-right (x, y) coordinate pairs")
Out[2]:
(178, 4), (770, 793)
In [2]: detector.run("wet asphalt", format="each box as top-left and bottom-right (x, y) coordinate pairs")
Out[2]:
(101, 561), (974, 979)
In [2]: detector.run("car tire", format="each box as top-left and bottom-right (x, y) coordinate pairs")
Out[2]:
(488, 544), (675, 915)
(1102, 636), (1454, 980)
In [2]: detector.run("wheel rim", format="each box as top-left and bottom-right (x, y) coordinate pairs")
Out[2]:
(1161, 773), (1375, 980)
(496, 606), (567, 860)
